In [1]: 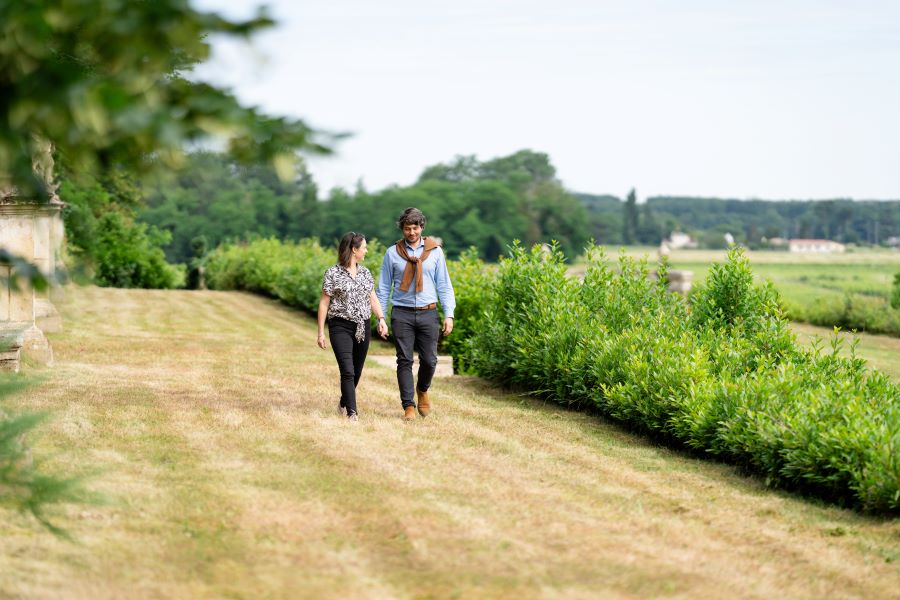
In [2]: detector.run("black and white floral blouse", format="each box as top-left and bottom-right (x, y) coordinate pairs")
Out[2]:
(322, 264), (375, 342)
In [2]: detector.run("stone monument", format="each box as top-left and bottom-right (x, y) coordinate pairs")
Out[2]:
(1, 138), (65, 371)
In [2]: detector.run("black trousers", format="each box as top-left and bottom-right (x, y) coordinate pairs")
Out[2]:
(328, 317), (370, 416)
(391, 307), (440, 408)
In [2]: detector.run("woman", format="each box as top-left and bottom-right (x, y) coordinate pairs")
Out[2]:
(317, 232), (388, 421)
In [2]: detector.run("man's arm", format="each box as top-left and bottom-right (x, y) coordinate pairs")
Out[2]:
(434, 248), (456, 336)
(376, 250), (393, 317)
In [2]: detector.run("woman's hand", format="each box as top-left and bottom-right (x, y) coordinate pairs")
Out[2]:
(317, 332), (327, 349)
(377, 318), (388, 339)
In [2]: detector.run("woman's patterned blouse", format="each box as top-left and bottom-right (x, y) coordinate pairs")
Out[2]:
(322, 264), (374, 342)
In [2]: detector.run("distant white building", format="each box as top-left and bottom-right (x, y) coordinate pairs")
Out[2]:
(667, 232), (698, 249)
(788, 239), (846, 253)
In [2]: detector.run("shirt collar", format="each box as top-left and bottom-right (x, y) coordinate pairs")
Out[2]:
(404, 237), (425, 251)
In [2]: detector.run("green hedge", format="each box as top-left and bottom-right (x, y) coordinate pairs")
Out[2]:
(205, 238), (900, 512)
(459, 244), (900, 512)
(205, 238), (385, 314)
(784, 292), (900, 337)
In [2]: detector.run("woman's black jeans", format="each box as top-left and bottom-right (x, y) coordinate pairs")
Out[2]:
(328, 317), (370, 416)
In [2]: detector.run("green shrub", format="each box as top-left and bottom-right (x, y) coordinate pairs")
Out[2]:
(787, 292), (900, 337)
(93, 212), (184, 289)
(891, 271), (900, 310)
(441, 248), (495, 373)
(205, 237), (384, 315)
(462, 243), (900, 512)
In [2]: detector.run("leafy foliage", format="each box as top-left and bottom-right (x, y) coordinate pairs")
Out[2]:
(458, 244), (900, 512)
(60, 175), (182, 288)
(92, 212), (183, 288)
(892, 271), (900, 310)
(205, 237), (384, 314)
(0, 0), (332, 200)
(787, 291), (900, 337)
(141, 152), (322, 264)
(141, 150), (590, 262)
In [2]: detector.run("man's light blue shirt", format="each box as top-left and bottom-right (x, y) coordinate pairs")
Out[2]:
(377, 238), (456, 319)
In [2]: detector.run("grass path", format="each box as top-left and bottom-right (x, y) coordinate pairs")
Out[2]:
(1, 286), (898, 599)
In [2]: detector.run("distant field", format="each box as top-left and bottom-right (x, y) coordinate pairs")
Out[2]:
(665, 248), (900, 301)
(571, 248), (900, 301)
(566, 248), (900, 377)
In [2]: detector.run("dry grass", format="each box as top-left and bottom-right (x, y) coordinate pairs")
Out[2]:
(620, 248), (900, 265)
(1, 286), (898, 599)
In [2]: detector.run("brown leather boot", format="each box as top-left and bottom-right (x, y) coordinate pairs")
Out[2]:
(403, 405), (416, 421)
(417, 389), (430, 417)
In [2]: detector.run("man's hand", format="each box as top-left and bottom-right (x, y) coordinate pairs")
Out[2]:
(442, 317), (453, 337)
(377, 320), (389, 339)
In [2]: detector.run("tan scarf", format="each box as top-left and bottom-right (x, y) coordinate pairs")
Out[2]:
(396, 236), (441, 292)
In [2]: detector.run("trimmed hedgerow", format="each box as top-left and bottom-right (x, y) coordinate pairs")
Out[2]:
(459, 243), (899, 512)
(205, 237), (383, 314)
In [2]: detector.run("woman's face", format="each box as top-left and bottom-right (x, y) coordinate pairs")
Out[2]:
(352, 238), (368, 261)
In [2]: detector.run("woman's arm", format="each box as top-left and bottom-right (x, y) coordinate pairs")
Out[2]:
(371, 290), (388, 339)
(317, 292), (331, 349)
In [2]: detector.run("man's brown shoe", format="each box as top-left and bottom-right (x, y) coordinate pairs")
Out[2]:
(417, 389), (430, 417)
(403, 405), (416, 421)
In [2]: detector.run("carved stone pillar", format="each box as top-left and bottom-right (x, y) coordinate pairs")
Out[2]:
(0, 139), (64, 371)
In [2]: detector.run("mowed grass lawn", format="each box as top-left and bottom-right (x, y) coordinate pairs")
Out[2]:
(1, 286), (899, 599)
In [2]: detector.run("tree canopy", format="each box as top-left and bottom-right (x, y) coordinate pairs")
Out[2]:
(140, 149), (592, 262)
(0, 0), (334, 199)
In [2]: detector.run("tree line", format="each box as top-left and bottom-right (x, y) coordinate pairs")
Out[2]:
(60, 149), (900, 290)
(136, 149), (591, 264)
(579, 192), (900, 249)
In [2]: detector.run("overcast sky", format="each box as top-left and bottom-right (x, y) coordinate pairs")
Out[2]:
(193, 0), (900, 200)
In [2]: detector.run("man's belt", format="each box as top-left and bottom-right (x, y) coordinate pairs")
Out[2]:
(394, 303), (437, 311)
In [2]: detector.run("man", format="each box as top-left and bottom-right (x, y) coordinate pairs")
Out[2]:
(377, 207), (456, 420)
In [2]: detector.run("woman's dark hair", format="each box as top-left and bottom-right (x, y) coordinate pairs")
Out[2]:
(397, 207), (426, 229)
(337, 232), (366, 267)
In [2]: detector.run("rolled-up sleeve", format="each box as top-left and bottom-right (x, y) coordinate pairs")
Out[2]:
(376, 250), (393, 315)
(434, 249), (456, 319)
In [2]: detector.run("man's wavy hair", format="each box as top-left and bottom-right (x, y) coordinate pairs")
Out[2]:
(397, 207), (426, 229)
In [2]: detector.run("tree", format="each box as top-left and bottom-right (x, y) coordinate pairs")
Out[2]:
(480, 149), (556, 192)
(0, 0), (333, 200)
(623, 188), (639, 245)
(417, 155), (481, 183)
(636, 202), (662, 245)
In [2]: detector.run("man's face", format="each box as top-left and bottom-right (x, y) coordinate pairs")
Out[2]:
(402, 223), (423, 245)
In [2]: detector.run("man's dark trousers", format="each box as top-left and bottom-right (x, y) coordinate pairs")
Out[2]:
(391, 306), (440, 408)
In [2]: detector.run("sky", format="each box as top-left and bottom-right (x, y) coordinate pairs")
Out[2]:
(193, 0), (900, 200)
